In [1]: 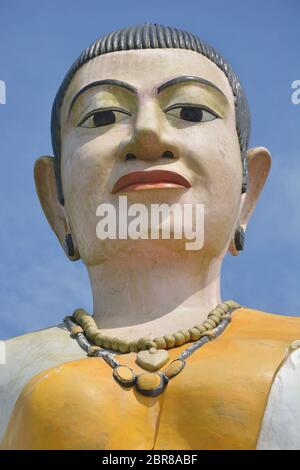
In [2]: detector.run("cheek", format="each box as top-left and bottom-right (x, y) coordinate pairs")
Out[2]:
(178, 118), (242, 185)
(205, 142), (243, 251)
(60, 134), (121, 261)
(176, 122), (243, 251)
(61, 129), (123, 203)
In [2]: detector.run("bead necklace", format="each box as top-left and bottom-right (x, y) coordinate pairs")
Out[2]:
(64, 300), (240, 397)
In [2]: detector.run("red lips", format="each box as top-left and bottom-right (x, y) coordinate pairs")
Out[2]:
(112, 170), (191, 194)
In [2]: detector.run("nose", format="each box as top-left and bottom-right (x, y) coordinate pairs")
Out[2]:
(119, 99), (179, 162)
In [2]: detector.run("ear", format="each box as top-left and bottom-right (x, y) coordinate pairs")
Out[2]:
(34, 156), (80, 261)
(229, 147), (272, 255)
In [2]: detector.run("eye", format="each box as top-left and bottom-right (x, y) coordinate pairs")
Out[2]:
(165, 105), (219, 123)
(78, 108), (131, 128)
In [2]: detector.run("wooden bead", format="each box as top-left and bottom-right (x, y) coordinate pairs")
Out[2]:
(102, 336), (112, 349)
(208, 314), (221, 324)
(90, 318), (99, 329)
(213, 307), (227, 318)
(211, 306), (225, 316)
(137, 337), (153, 351)
(224, 300), (240, 309)
(153, 337), (167, 349)
(203, 320), (215, 329)
(129, 341), (138, 353)
(84, 316), (98, 328)
(195, 325), (206, 334)
(174, 332), (185, 346)
(81, 318), (95, 330)
(179, 329), (190, 342)
(73, 308), (86, 322)
(110, 337), (120, 351)
(220, 314), (232, 320)
(118, 340), (131, 353)
(84, 326), (98, 341)
(94, 332), (105, 347)
(189, 327), (201, 341)
(94, 334), (109, 348)
(164, 335), (176, 349)
(76, 314), (91, 325)
(146, 341), (158, 350)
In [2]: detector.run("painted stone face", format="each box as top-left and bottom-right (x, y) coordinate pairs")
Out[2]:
(60, 49), (243, 264)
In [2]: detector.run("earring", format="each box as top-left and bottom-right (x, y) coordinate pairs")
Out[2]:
(234, 226), (245, 252)
(64, 233), (78, 260)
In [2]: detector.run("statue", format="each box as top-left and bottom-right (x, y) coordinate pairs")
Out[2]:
(1, 23), (300, 450)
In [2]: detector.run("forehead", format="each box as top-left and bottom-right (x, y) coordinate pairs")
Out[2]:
(61, 48), (235, 123)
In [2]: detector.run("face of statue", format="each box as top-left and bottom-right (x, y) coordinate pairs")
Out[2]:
(35, 48), (271, 265)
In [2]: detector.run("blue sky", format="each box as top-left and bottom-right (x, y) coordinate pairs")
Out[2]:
(0, 0), (299, 339)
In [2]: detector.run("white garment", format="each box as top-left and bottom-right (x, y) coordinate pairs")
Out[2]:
(256, 344), (300, 449)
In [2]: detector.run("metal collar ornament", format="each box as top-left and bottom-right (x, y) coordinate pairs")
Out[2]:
(64, 300), (240, 397)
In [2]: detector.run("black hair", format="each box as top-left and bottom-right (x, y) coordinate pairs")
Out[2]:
(51, 23), (250, 204)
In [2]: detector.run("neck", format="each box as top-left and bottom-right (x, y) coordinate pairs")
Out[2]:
(87, 241), (222, 341)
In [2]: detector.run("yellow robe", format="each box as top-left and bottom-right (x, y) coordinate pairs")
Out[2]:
(2, 307), (300, 450)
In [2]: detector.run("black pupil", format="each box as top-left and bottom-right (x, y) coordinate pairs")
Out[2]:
(93, 110), (116, 127)
(180, 107), (203, 122)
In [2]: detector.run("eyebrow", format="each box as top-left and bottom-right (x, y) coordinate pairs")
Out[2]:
(157, 75), (227, 98)
(68, 79), (137, 117)
(68, 75), (228, 119)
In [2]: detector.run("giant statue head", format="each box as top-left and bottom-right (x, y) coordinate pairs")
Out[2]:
(34, 23), (271, 270)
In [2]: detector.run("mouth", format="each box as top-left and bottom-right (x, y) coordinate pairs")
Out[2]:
(112, 170), (191, 194)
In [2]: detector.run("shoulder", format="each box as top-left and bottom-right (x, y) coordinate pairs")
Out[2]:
(4, 322), (82, 356)
(4, 323), (87, 374)
(0, 324), (86, 443)
(232, 306), (300, 339)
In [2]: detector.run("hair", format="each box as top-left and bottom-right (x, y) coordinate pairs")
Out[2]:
(51, 23), (251, 204)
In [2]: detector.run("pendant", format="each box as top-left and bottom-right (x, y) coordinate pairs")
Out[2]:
(113, 365), (136, 387)
(136, 372), (168, 397)
(112, 360), (186, 397)
(136, 347), (170, 371)
(112, 365), (168, 397)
